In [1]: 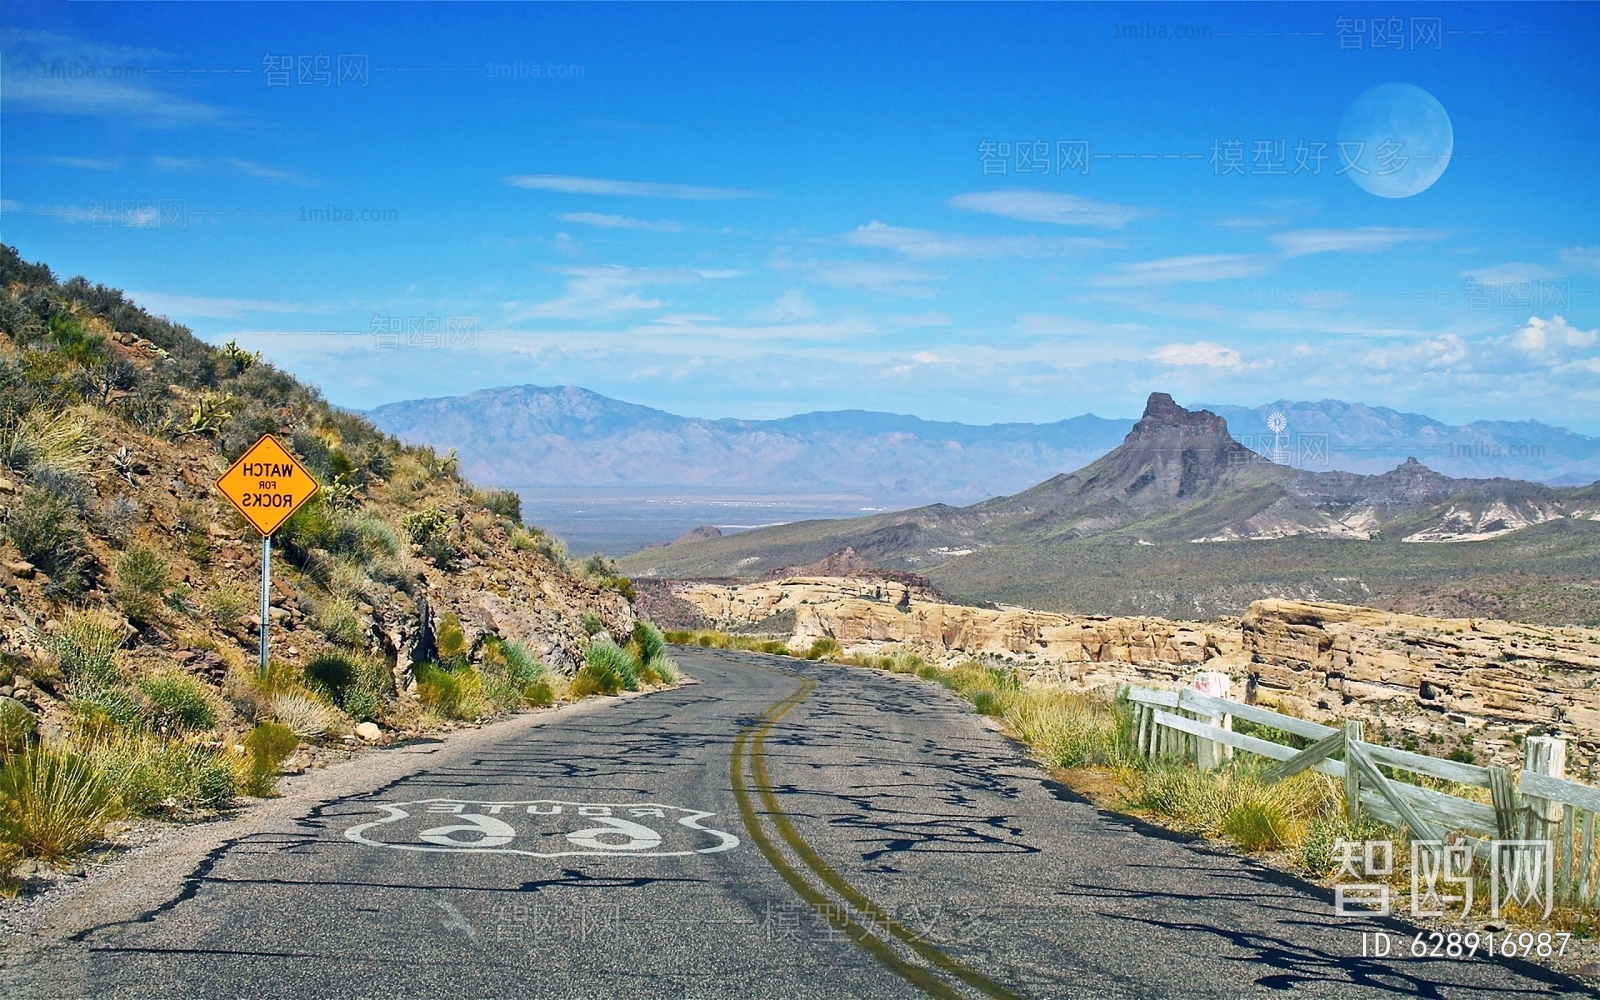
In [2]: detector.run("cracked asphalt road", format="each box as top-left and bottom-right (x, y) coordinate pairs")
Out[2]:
(1, 647), (1590, 998)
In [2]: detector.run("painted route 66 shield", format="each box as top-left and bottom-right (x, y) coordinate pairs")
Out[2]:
(344, 799), (740, 858)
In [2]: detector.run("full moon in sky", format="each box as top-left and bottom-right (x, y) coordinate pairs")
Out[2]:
(1337, 83), (1454, 198)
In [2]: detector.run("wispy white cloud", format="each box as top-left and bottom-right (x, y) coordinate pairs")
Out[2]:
(1094, 254), (1272, 286)
(886, 311), (952, 328)
(842, 221), (1108, 260)
(1016, 314), (1148, 338)
(152, 156), (315, 185)
(127, 291), (318, 319)
(505, 174), (765, 200)
(1460, 261), (1562, 283)
(1269, 227), (1445, 257)
(751, 290), (815, 322)
(773, 258), (943, 296)
(17, 155), (121, 171)
(556, 212), (688, 232)
(1559, 246), (1600, 275)
(503, 265), (738, 322)
(948, 190), (1141, 228)
(2, 29), (233, 128)
(1151, 341), (1243, 368)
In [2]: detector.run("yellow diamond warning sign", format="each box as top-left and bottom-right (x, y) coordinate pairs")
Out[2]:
(215, 434), (319, 537)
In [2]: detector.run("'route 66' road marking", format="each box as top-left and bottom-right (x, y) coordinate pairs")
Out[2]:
(344, 799), (740, 858)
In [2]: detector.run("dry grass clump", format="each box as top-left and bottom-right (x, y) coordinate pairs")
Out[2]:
(0, 747), (123, 861)
(1131, 761), (1342, 853)
(270, 691), (343, 739)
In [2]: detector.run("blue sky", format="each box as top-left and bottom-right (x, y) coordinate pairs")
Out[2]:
(2, 2), (1597, 431)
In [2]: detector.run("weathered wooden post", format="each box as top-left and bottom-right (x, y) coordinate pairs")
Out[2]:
(1344, 720), (1363, 824)
(1191, 671), (1231, 770)
(1523, 736), (1567, 841)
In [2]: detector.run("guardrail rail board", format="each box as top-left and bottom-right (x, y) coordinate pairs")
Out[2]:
(1123, 682), (1600, 910)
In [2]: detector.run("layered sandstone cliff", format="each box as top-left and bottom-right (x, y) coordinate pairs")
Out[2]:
(674, 577), (1600, 766)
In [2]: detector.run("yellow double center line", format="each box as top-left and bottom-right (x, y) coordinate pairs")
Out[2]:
(729, 665), (1024, 1000)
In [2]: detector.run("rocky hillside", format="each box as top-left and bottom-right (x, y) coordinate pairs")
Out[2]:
(0, 244), (636, 752)
(673, 576), (1600, 769)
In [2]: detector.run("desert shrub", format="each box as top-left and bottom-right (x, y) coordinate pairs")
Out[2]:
(576, 640), (637, 696)
(0, 747), (122, 860)
(523, 677), (556, 707)
(201, 584), (254, 629)
(100, 496), (140, 544)
(243, 721), (299, 796)
(498, 639), (544, 685)
(945, 661), (1022, 717)
(3, 487), (86, 589)
(93, 734), (235, 815)
(804, 638), (842, 661)
(68, 685), (141, 737)
(313, 595), (364, 648)
(1223, 800), (1295, 853)
(474, 489), (522, 523)
(757, 640), (790, 656)
(348, 654), (396, 721)
(113, 544), (171, 623)
(1002, 689), (1133, 769)
(480, 637), (547, 710)
(304, 651), (359, 703)
(434, 612), (468, 663)
(45, 611), (125, 689)
(580, 612), (604, 636)
(511, 526), (565, 564)
(598, 576), (636, 601)
(0, 698), (38, 757)
(663, 631), (692, 644)
(1132, 761), (1340, 855)
(271, 692), (340, 739)
(632, 621), (666, 667)
(399, 506), (449, 544)
(174, 501), (210, 565)
(2, 407), (94, 475)
(415, 662), (482, 720)
(137, 671), (219, 734)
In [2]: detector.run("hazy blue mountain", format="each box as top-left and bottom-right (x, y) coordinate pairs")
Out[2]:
(365, 384), (1134, 504)
(1204, 400), (1600, 486)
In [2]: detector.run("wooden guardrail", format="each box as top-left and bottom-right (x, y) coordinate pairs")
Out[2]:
(1125, 678), (1600, 910)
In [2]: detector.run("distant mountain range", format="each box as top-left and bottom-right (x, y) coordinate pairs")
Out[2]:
(616, 395), (1600, 624)
(364, 384), (1131, 504)
(365, 385), (1600, 511)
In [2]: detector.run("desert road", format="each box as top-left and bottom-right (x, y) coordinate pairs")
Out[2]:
(1, 647), (1589, 999)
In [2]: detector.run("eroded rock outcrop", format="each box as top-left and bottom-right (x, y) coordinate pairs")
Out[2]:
(674, 577), (1600, 766)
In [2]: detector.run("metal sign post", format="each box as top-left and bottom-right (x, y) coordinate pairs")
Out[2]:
(214, 434), (318, 673)
(259, 535), (271, 668)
